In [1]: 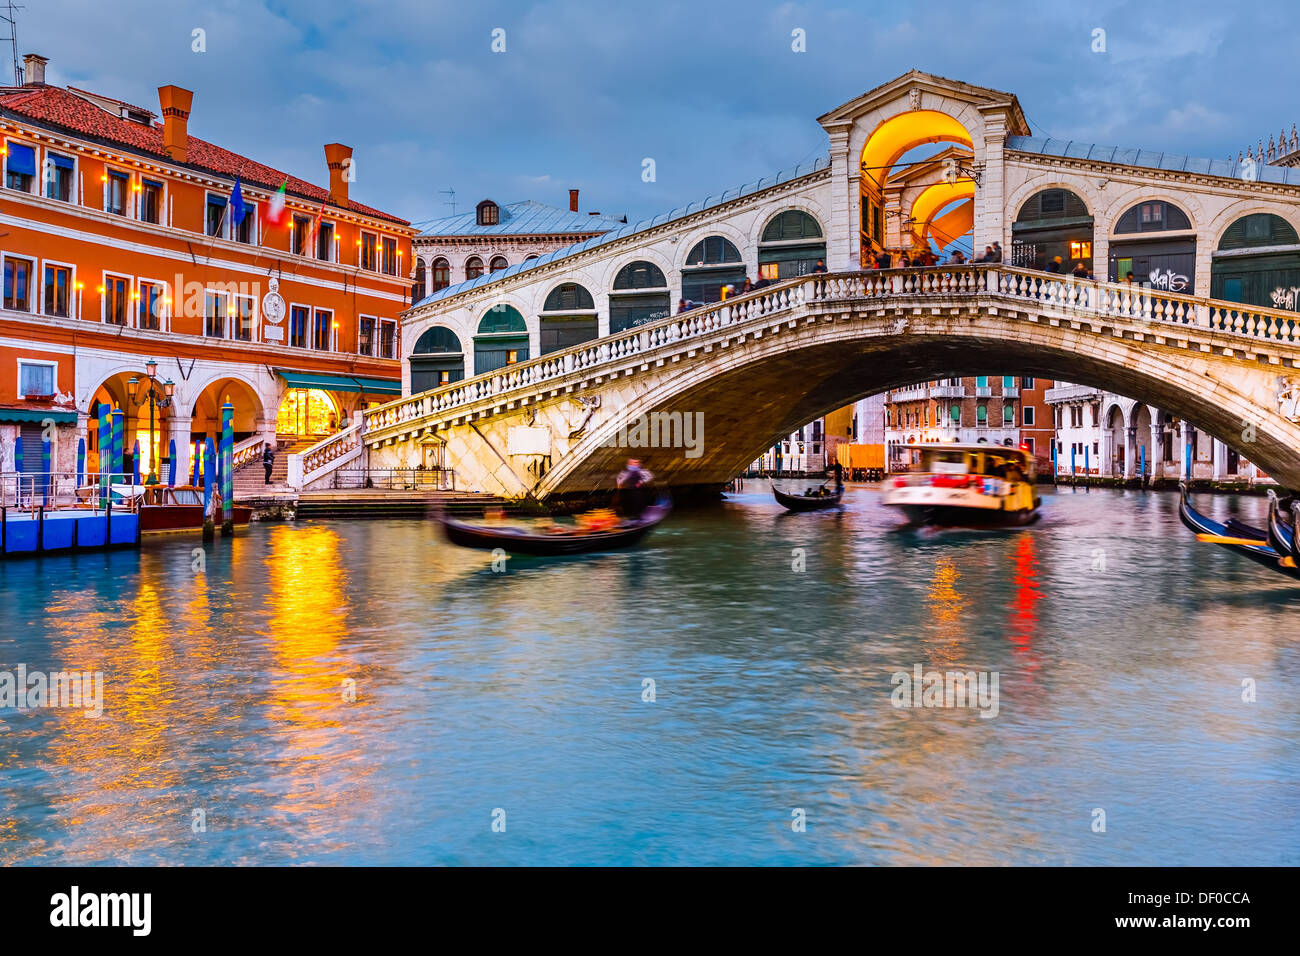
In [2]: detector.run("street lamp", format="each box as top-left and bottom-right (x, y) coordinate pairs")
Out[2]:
(128, 359), (175, 484)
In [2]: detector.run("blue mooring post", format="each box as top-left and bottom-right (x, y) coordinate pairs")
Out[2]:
(1084, 445), (1090, 482)
(1186, 441), (1192, 480)
(1051, 442), (1057, 485)
(77, 437), (85, 488)
(203, 439), (216, 542)
(221, 403), (234, 535)
(1070, 445), (1076, 485)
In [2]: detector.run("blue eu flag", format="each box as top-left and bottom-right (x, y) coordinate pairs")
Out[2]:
(230, 176), (247, 226)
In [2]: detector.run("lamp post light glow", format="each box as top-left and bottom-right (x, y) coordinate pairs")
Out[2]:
(128, 360), (174, 484)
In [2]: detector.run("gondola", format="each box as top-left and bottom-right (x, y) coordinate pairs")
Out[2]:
(771, 481), (843, 512)
(1178, 482), (1300, 579)
(1266, 489), (1296, 561)
(439, 498), (671, 556)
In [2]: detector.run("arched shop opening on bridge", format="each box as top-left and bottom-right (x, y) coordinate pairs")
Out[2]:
(858, 109), (973, 265)
(409, 326), (466, 392)
(1108, 200), (1196, 290)
(758, 210), (826, 279)
(539, 282), (598, 354)
(276, 389), (338, 437)
(1211, 213), (1300, 309)
(609, 260), (670, 333)
(1011, 188), (1094, 272)
(474, 306), (530, 373)
(682, 236), (745, 303)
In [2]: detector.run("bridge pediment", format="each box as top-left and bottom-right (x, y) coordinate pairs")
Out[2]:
(817, 70), (1029, 139)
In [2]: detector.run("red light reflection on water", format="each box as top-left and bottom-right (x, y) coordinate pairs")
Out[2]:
(1007, 534), (1043, 679)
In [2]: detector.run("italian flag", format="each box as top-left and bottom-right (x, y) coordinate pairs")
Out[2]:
(266, 181), (288, 226)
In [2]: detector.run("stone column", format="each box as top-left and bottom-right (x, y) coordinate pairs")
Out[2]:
(168, 416), (192, 485)
(1213, 437), (1229, 482)
(1178, 422), (1192, 481)
(1150, 421), (1164, 479)
(1125, 426), (1138, 479)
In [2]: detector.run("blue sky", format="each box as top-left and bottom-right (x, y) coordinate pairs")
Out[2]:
(19, 0), (1298, 226)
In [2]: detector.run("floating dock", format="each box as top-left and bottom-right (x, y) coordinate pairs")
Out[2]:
(0, 507), (140, 557)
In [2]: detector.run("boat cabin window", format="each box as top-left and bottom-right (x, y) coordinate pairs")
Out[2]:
(919, 448), (1033, 479)
(172, 489), (202, 505)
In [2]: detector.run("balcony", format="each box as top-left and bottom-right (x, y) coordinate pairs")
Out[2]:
(1002, 387), (1020, 399)
(890, 387), (930, 401)
(974, 386), (992, 397)
(929, 385), (965, 398)
(1045, 384), (1103, 404)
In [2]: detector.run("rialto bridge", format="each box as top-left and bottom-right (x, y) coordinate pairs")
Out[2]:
(289, 71), (1300, 498)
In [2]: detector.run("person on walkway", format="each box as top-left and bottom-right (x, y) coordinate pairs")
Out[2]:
(949, 249), (967, 264)
(616, 458), (655, 518)
(740, 277), (753, 294)
(812, 259), (827, 273)
(1071, 261), (1089, 280)
(262, 444), (276, 484)
(677, 299), (689, 314)
(989, 242), (1002, 262)
(1046, 255), (1064, 274)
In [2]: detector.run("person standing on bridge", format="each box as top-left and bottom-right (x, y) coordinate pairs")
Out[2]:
(990, 242), (1002, 262)
(813, 259), (827, 273)
(1046, 255), (1064, 274)
(262, 443), (276, 485)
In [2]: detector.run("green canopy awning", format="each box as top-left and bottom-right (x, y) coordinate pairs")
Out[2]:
(0, 407), (78, 424)
(274, 369), (401, 395)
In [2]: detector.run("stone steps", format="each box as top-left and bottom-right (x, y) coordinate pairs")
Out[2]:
(294, 490), (510, 520)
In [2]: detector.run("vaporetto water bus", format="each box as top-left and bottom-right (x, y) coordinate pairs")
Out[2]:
(882, 443), (1041, 527)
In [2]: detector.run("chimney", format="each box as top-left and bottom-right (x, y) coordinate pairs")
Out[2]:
(569, 189), (579, 213)
(324, 143), (353, 207)
(157, 85), (194, 163)
(22, 54), (48, 86)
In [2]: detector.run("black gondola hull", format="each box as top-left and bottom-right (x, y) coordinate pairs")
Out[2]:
(771, 482), (843, 512)
(1179, 483), (1300, 579)
(440, 501), (671, 556)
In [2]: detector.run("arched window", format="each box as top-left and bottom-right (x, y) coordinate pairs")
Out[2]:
(613, 260), (667, 290)
(413, 259), (427, 301)
(540, 283), (598, 354)
(432, 257), (450, 291)
(1114, 201), (1192, 233)
(542, 283), (595, 312)
(761, 210), (823, 242)
(1212, 213), (1300, 307)
(476, 200), (500, 227)
(474, 305), (530, 373)
(409, 326), (465, 393)
(489, 255), (509, 273)
(682, 236), (745, 304)
(524, 254), (540, 261)
(465, 256), (484, 280)
(1012, 188), (1093, 270)
(684, 236), (742, 267)
(759, 210), (826, 280)
(610, 260), (670, 333)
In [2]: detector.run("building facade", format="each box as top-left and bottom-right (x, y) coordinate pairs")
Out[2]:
(884, 376), (1053, 471)
(0, 53), (413, 485)
(1045, 384), (1270, 484)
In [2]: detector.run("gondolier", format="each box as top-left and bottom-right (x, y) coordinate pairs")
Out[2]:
(617, 458), (655, 518)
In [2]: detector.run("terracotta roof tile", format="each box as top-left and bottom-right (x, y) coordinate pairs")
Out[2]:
(0, 86), (409, 225)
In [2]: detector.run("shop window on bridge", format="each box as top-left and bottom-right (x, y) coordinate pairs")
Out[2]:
(1212, 213), (1300, 310)
(474, 306), (529, 374)
(1012, 188), (1093, 272)
(409, 325), (465, 392)
(540, 283), (598, 355)
(1110, 201), (1196, 289)
(682, 236), (745, 304)
(610, 260), (670, 333)
(759, 210), (826, 280)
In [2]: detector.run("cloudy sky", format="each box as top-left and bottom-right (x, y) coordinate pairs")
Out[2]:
(19, 0), (1298, 226)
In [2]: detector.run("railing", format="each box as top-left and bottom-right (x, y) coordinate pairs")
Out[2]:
(929, 385), (966, 398)
(329, 467), (455, 491)
(0, 471), (140, 512)
(232, 434), (267, 470)
(363, 263), (1300, 441)
(287, 421), (365, 491)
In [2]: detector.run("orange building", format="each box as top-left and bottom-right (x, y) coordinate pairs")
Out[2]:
(0, 54), (414, 485)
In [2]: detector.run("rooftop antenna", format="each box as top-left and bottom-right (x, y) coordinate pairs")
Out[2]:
(440, 186), (456, 216)
(0, 1), (24, 85)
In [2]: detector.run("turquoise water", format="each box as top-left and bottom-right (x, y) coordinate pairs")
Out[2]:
(1, 485), (1297, 865)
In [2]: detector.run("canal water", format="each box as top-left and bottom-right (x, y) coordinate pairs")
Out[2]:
(1, 486), (1297, 866)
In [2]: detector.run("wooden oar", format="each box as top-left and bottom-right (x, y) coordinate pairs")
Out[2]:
(1195, 533), (1269, 547)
